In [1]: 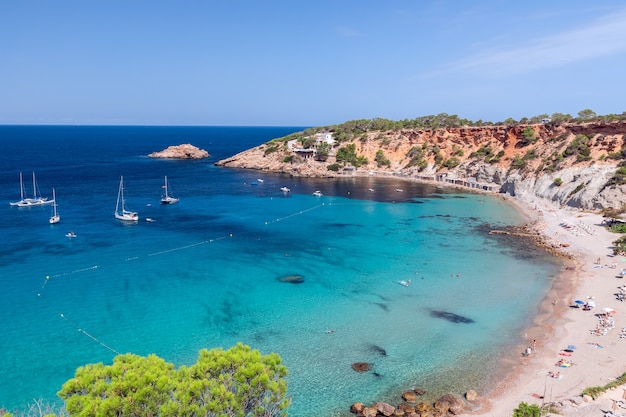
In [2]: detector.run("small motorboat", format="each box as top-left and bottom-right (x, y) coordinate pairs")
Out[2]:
(66, 231), (77, 238)
(146, 218), (155, 222)
(281, 187), (290, 193)
(312, 190), (323, 197)
(395, 189), (404, 192)
(257, 179), (264, 183)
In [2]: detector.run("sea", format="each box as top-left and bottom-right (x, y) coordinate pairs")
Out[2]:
(0, 125), (562, 416)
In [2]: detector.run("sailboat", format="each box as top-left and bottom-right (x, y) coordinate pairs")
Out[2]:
(49, 188), (60, 224)
(114, 176), (139, 222)
(160, 176), (179, 205)
(10, 172), (53, 206)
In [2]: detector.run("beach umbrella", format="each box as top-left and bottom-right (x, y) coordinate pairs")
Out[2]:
(567, 345), (577, 350)
(602, 307), (616, 314)
(587, 300), (596, 307)
(574, 300), (585, 306)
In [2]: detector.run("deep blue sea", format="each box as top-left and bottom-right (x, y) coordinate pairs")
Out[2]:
(0, 126), (561, 416)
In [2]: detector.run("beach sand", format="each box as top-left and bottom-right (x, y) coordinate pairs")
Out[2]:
(459, 194), (626, 417)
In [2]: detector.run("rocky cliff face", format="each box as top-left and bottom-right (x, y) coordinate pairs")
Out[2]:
(215, 121), (626, 210)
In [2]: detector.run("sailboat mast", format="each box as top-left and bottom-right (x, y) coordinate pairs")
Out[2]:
(19, 172), (24, 200)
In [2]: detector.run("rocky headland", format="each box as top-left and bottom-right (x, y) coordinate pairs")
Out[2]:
(148, 143), (209, 159)
(215, 120), (626, 210)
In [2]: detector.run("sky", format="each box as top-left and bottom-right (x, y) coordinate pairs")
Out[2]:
(2, 1), (626, 126)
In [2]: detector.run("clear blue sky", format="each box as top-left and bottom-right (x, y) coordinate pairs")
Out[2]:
(2, 1), (626, 126)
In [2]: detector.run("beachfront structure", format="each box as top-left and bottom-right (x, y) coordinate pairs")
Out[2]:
(287, 132), (335, 159)
(314, 132), (335, 146)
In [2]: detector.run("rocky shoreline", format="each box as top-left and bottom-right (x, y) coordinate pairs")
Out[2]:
(349, 389), (480, 417)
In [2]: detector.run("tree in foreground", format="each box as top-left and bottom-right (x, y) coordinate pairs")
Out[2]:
(58, 343), (289, 417)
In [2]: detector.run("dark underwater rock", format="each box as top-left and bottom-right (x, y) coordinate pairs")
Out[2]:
(277, 275), (304, 284)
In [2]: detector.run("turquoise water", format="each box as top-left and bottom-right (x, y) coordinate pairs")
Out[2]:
(0, 126), (561, 416)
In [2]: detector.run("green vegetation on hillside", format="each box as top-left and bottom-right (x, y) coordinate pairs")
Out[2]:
(274, 110), (626, 143)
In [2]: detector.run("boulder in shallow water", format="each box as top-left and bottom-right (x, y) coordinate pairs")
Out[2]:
(434, 393), (466, 415)
(375, 402), (395, 416)
(402, 391), (417, 402)
(465, 389), (478, 401)
(277, 275), (304, 284)
(351, 362), (371, 372)
(349, 402), (365, 414)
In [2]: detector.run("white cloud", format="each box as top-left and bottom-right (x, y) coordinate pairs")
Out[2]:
(447, 8), (626, 76)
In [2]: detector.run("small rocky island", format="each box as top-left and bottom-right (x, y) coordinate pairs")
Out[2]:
(148, 144), (209, 159)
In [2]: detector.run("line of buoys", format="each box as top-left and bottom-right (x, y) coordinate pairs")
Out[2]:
(264, 203), (324, 225)
(36, 202), (334, 356)
(59, 313), (120, 355)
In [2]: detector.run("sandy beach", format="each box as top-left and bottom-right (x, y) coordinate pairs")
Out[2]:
(460, 193), (626, 417)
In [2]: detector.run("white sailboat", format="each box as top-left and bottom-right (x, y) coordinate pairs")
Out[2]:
(160, 176), (179, 205)
(10, 172), (53, 206)
(114, 176), (138, 222)
(49, 188), (60, 224)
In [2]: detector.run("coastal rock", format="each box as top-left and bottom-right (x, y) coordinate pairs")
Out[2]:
(397, 403), (416, 413)
(415, 402), (433, 413)
(361, 407), (378, 417)
(465, 389), (478, 401)
(148, 144), (209, 159)
(351, 362), (371, 372)
(277, 275), (304, 284)
(350, 402), (365, 414)
(374, 401), (395, 416)
(434, 394), (465, 415)
(413, 388), (426, 396)
(402, 391), (417, 402)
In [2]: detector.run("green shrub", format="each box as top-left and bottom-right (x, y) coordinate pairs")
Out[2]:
(327, 163), (340, 172)
(610, 223), (626, 233)
(264, 144), (279, 155)
(375, 150), (391, 168)
(405, 146), (428, 170)
(567, 183), (585, 198)
(469, 145), (493, 159)
(511, 155), (526, 170)
(522, 149), (538, 160)
(553, 178), (563, 186)
(520, 127), (537, 146)
(442, 157), (461, 168)
(580, 372), (626, 400)
(563, 134), (591, 161)
(512, 401), (540, 417)
(608, 165), (626, 186)
(283, 155), (294, 163)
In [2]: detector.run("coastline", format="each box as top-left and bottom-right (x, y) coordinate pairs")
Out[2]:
(457, 192), (626, 416)
(223, 167), (626, 415)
